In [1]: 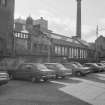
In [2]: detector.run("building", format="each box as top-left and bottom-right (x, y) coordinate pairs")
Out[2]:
(95, 35), (105, 61)
(14, 16), (95, 63)
(0, 0), (15, 56)
(14, 16), (50, 33)
(33, 17), (48, 33)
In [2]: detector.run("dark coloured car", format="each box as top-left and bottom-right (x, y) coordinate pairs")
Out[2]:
(10, 63), (56, 82)
(63, 62), (91, 76)
(84, 63), (103, 72)
(0, 71), (9, 86)
(44, 63), (72, 79)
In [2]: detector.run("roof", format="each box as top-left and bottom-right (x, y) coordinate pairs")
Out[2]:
(43, 32), (88, 48)
(15, 18), (26, 24)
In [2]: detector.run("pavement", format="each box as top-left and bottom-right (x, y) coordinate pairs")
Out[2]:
(51, 73), (105, 105)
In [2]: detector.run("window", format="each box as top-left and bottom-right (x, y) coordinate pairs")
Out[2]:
(76, 48), (78, 58)
(57, 46), (61, 55)
(64, 47), (67, 56)
(55, 46), (58, 54)
(69, 48), (72, 58)
(62, 47), (65, 56)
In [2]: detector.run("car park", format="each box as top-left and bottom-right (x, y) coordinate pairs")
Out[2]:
(44, 63), (72, 79)
(63, 62), (91, 76)
(9, 63), (56, 82)
(0, 70), (9, 86)
(83, 63), (103, 72)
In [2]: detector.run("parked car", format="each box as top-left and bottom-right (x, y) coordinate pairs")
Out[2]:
(63, 62), (91, 76)
(83, 63), (103, 72)
(96, 63), (105, 71)
(44, 63), (72, 79)
(10, 63), (56, 82)
(100, 61), (105, 63)
(0, 70), (9, 86)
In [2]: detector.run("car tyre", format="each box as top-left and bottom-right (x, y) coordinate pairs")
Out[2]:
(61, 76), (65, 79)
(43, 78), (48, 82)
(9, 74), (14, 80)
(76, 72), (82, 76)
(55, 74), (59, 79)
(31, 77), (36, 83)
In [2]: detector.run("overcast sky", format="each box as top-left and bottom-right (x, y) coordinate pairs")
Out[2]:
(15, 0), (105, 42)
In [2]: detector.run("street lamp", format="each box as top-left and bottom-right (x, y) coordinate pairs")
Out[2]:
(95, 25), (99, 62)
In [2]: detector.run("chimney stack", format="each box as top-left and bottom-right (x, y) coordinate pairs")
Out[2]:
(76, 0), (82, 39)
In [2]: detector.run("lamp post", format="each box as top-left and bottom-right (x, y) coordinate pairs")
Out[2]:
(44, 33), (51, 63)
(96, 25), (105, 61)
(96, 25), (99, 62)
(76, 0), (82, 39)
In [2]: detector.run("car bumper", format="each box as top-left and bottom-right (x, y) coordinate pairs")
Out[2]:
(0, 78), (9, 85)
(63, 72), (72, 76)
(42, 75), (56, 79)
(81, 70), (90, 74)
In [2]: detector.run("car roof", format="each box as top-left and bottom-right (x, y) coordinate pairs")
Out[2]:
(85, 63), (95, 64)
(44, 63), (61, 65)
(20, 63), (44, 66)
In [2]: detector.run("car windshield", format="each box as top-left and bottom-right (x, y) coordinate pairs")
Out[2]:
(97, 63), (102, 66)
(55, 64), (67, 70)
(75, 63), (83, 67)
(92, 63), (98, 67)
(72, 64), (78, 68)
(36, 64), (48, 70)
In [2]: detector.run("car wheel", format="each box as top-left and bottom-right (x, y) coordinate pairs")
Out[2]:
(31, 77), (36, 83)
(76, 72), (82, 76)
(55, 74), (59, 79)
(61, 76), (65, 79)
(9, 74), (14, 80)
(43, 78), (48, 82)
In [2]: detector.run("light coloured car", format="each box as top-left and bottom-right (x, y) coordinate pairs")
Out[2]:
(0, 71), (9, 86)
(63, 62), (91, 76)
(84, 63), (103, 72)
(96, 63), (105, 71)
(44, 63), (72, 79)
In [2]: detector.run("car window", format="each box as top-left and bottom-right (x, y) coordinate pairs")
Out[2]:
(72, 64), (78, 68)
(84, 64), (90, 67)
(75, 63), (83, 67)
(19, 64), (32, 71)
(36, 64), (47, 70)
(45, 64), (55, 69)
(55, 64), (67, 70)
(93, 63), (98, 67)
(25, 66), (33, 72)
(64, 64), (72, 68)
(97, 64), (101, 66)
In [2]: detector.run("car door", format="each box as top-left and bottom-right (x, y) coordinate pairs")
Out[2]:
(14, 64), (25, 79)
(21, 64), (34, 80)
(14, 64), (32, 79)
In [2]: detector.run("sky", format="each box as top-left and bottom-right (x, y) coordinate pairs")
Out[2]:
(15, 0), (105, 42)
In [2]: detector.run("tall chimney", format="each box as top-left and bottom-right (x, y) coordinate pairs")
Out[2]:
(76, 0), (81, 39)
